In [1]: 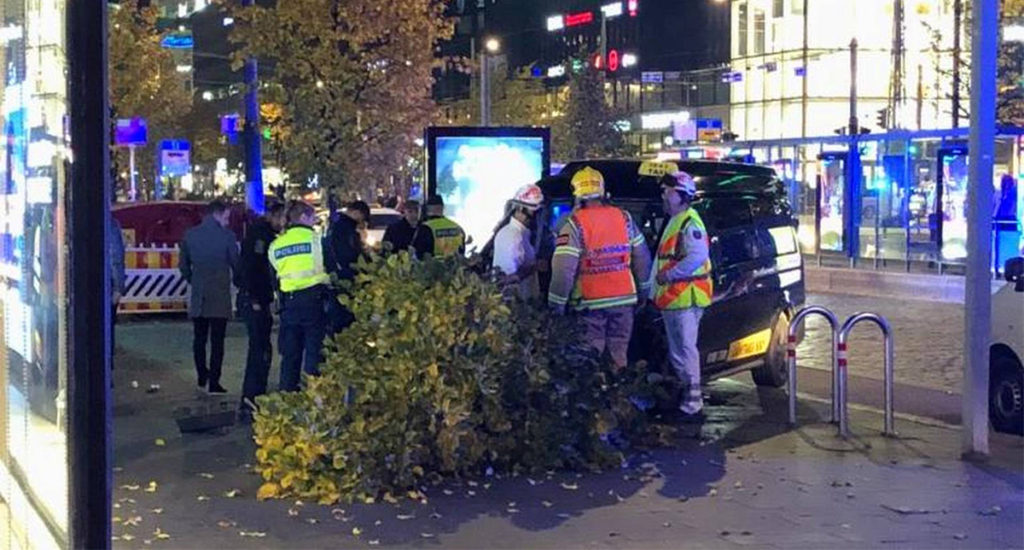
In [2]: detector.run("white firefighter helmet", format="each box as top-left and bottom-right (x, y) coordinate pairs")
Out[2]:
(661, 170), (697, 200)
(511, 183), (544, 212)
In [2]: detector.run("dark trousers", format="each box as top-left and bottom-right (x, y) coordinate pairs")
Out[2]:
(326, 294), (355, 335)
(278, 288), (326, 392)
(241, 304), (273, 408)
(193, 317), (228, 386)
(109, 304), (117, 365)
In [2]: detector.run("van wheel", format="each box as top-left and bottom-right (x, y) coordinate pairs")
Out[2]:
(990, 354), (1023, 435)
(752, 312), (789, 388)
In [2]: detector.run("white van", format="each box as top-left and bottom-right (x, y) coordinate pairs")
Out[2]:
(991, 256), (1024, 435)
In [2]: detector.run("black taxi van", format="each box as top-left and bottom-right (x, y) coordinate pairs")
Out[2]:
(535, 159), (806, 387)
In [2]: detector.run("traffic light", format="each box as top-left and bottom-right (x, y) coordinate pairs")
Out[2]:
(876, 107), (889, 130)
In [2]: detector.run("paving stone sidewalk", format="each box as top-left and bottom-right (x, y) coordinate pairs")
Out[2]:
(111, 318), (1023, 550)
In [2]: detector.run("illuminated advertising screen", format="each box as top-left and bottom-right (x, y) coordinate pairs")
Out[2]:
(426, 127), (550, 252)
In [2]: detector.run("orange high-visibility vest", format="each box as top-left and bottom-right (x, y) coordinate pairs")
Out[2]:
(573, 206), (637, 308)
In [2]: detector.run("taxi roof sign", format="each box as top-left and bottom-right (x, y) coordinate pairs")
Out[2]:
(638, 161), (678, 178)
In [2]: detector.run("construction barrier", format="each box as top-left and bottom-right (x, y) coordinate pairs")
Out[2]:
(118, 246), (189, 314)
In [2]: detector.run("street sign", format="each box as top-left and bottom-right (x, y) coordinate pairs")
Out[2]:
(160, 139), (191, 178)
(721, 71), (743, 83)
(115, 117), (147, 146)
(664, 71), (682, 81)
(641, 71), (663, 83)
(697, 119), (723, 142)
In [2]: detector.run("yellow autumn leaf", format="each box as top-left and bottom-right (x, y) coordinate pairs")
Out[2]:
(352, 527), (362, 536)
(154, 439), (165, 447)
(257, 483), (280, 500)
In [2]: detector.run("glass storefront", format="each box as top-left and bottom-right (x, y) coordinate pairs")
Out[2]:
(0, 0), (103, 548)
(728, 129), (1024, 273)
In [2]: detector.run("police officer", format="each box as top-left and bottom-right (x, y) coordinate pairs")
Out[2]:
(268, 201), (329, 392)
(653, 171), (712, 425)
(412, 195), (466, 258)
(493, 184), (544, 301)
(324, 200), (368, 334)
(548, 167), (652, 371)
(237, 202), (285, 416)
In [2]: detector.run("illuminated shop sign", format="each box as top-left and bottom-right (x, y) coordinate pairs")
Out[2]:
(565, 11), (594, 27)
(546, 15), (564, 31)
(601, 2), (624, 18)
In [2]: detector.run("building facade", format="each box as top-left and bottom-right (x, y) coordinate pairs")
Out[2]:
(728, 0), (959, 141)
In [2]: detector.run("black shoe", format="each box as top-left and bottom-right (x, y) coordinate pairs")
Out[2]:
(197, 374), (208, 390)
(679, 411), (706, 425)
(208, 383), (228, 395)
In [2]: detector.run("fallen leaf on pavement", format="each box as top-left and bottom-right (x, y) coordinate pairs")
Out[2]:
(430, 512), (442, 519)
(527, 478), (538, 486)
(238, 531), (266, 538)
(560, 482), (579, 491)
(541, 500), (553, 508)
(144, 481), (158, 493)
(507, 508), (519, 514)
(287, 508), (299, 517)
(467, 490), (476, 497)
(306, 518), (318, 525)
(330, 509), (346, 518)
(374, 520), (382, 526)
(196, 495), (210, 502)
(467, 480), (478, 487)
(368, 540), (380, 546)
(663, 522), (671, 527)
(351, 527), (362, 536)
(198, 473), (215, 479)
(557, 513), (571, 519)
(223, 489), (241, 498)
(954, 533), (968, 540)
(707, 489), (718, 497)
(154, 439), (166, 447)
(396, 514), (415, 520)
(121, 534), (135, 542)
(124, 516), (142, 527)
(978, 506), (1002, 516)
(153, 528), (170, 540)
(216, 520), (236, 528)
(442, 489), (454, 495)
(421, 533), (435, 539)
(113, 467), (124, 473)
(120, 484), (140, 491)
(150, 508), (163, 515)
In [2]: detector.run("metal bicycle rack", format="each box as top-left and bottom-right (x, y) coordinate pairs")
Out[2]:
(786, 307), (896, 439)
(787, 306), (840, 426)
(837, 312), (896, 438)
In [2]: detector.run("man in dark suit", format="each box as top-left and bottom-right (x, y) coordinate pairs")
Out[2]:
(382, 199), (420, 254)
(179, 200), (239, 394)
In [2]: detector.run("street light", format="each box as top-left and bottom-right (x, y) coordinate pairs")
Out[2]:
(481, 37), (501, 126)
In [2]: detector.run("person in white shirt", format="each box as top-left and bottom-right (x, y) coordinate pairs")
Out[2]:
(492, 184), (545, 301)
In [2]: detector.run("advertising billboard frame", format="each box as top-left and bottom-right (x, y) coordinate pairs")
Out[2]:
(424, 126), (551, 199)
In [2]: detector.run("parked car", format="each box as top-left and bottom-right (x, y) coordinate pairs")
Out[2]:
(366, 207), (402, 249)
(991, 256), (1024, 435)
(487, 159), (805, 387)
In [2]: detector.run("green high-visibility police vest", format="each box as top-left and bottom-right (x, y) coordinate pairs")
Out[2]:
(268, 225), (329, 293)
(423, 217), (466, 257)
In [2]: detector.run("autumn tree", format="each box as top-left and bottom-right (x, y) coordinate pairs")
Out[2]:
(925, 0), (1024, 125)
(228, 0), (454, 198)
(440, 60), (559, 127)
(109, 0), (193, 198)
(551, 63), (632, 163)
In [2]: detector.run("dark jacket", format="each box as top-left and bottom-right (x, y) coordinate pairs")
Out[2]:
(179, 216), (239, 319)
(235, 218), (278, 306)
(108, 216), (126, 301)
(382, 218), (416, 253)
(324, 214), (363, 283)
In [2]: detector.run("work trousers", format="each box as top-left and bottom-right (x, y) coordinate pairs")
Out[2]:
(579, 305), (635, 369)
(241, 303), (273, 408)
(662, 307), (704, 414)
(278, 287), (326, 392)
(193, 317), (228, 387)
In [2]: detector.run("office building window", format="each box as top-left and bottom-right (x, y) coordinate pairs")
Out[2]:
(738, 2), (748, 56)
(790, 0), (805, 15)
(754, 9), (765, 55)
(774, 0), (784, 18)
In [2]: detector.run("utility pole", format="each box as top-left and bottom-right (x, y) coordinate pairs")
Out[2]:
(242, 0), (264, 215)
(963, 0), (997, 459)
(953, 0), (963, 128)
(801, 0), (809, 138)
(849, 38), (859, 136)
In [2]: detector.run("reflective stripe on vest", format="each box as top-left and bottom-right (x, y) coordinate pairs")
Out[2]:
(424, 217), (465, 257)
(268, 226), (329, 293)
(571, 206), (637, 309)
(654, 209), (713, 310)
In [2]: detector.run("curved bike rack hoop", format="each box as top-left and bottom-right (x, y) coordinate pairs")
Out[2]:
(786, 306), (841, 427)
(837, 312), (896, 438)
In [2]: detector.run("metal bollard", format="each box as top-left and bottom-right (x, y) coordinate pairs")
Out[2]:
(786, 306), (841, 426)
(837, 312), (896, 438)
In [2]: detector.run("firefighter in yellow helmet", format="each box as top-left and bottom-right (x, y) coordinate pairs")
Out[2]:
(548, 166), (652, 370)
(654, 170), (712, 427)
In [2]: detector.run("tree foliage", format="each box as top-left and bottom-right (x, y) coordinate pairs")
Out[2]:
(252, 252), (665, 504)
(925, 0), (1024, 125)
(108, 0), (193, 198)
(550, 65), (633, 163)
(228, 0), (455, 197)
